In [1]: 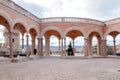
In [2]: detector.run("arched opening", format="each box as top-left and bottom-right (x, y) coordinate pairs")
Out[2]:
(106, 35), (114, 55)
(0, 16), (10, 31)
(50, 36), (60, 56)
(92, 36), (98, 56)
(88, 32), (101, 56)
(23, 33), (32, 55)
(115, 34), (120, 55)
(66, 30), (84, 56)
(43, 36), (45, 54)
(13, 23), (27, 56)
(106, 31), (119, 56)
(74, 36), (84, 56)
(43, 30), (61, 56)
(29, 28), (37, 55)
(0, 25), (5, 56)
(0, 25), (5, 43)
(0, 16), (11, 57)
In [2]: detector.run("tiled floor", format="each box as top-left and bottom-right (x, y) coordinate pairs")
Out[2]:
(0, 56), (120, 80)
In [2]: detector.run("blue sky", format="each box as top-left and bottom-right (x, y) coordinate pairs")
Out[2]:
(1, 0), (120, 47)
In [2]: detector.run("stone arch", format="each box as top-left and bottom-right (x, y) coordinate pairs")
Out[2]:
(88, 31), (102, 56)
(87, 28), (102, 39)
(28, 24), (39, 36)
(40, 26), (63, 38)
(64, 26), (86, 38)
(0, 10), (13, 31)
(13, 18), (28, 32)
(29, 28), (37, 39)
(104, 28), (120, 39)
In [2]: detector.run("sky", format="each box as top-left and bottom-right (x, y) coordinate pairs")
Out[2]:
(1, 0), (120, 47)
(12, 0), (120, 21)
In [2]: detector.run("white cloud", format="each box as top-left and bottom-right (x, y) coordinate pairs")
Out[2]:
(12, 0), (120, 20)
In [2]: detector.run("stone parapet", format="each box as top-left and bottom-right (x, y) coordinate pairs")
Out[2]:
(41, 17), (104, 26)
(105, 18), (120, 26)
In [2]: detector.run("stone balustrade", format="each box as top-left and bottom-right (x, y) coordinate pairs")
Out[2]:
(105, 18), (120, 25)
(41, 17), (104, 26)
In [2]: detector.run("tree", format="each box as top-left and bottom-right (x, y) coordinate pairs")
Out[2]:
(107, 45), (113, 55)
(67, 41), (74, 56)
(92, 45), (97, 54)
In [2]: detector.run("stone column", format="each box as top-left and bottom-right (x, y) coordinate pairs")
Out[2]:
(97, 39), (101, 55)
(37, 38), (40, 55)
(26, 34), (29, 57)
(45, 37), (50, 55)
(21, 36), (24, 49)
(58, 39), (60, 55)
(63, 38), (66, 56)
(73, 39), (75, 49)
(88, 39), (92, 56)
(39, 38), (43, 56)
(9, 31), (13, 59)
(113, 38), (116, 55)
(72, 39), (75, 54)
(61, 38), (64, 56)
(84, 38), (88, 56)
(32, 39), (35, 55)
(101, 39), (107, 57)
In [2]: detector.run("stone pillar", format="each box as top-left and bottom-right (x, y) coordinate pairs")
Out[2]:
(97, 39), (101, 55)
(32, 39), (35, 55)
(84, 38), (88, 56)
(63, 38), (66, 56)
(37, 38), (40, 55)
(61, 38), (64, 56)
(26, 34), (29, 57)
(45, 37), (50, 55)
(73, 39), (75, 49)
(21, 38), (24, 49)
(21, 36), (24, 49)
(88, 39), (92, 56)
(9, 31), (13, 59)
(113, 38), (116, 55)
(101, 39), (107, 57)
(39, 38), (43, 56)
(59, 39), (61, 55)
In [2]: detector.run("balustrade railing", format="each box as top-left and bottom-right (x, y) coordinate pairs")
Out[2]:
(41, 17), (103, 26)
(105, 18), (120, 25)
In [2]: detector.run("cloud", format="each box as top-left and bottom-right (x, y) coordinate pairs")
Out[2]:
(12, 0), (45, 18)
(12, 0), (120, 20)
(84, 0), (120, 20)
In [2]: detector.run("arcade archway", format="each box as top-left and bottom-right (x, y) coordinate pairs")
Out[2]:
(88, 32), (101, 56)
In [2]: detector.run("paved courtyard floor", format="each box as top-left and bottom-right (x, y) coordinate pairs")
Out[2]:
(0, 56), (120, 80)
